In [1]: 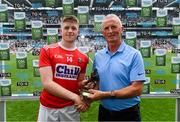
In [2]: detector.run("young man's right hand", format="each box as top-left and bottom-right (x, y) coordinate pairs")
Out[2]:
(73, 94), (89, 112)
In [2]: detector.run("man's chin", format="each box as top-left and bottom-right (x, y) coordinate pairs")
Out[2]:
(108, 39), (117, 42)
(108, 37), (117, 40)
(66, 39), (75, 43)
(64, 37), (76, 41)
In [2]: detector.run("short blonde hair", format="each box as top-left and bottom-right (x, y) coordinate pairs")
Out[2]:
(61, 15), (79, 26)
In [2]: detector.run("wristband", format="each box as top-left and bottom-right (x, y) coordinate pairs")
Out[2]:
(110, 90), (116, 98)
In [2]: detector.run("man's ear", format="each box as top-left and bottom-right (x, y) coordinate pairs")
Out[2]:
(120, 26), (124, 32)
(59, 28), (62, 34)
(102, 30), (105, 36)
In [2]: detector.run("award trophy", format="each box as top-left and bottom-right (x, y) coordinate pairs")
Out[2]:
(81, 70), (99, 98)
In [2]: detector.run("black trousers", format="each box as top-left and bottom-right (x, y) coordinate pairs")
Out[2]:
(98, 104), (141, 122)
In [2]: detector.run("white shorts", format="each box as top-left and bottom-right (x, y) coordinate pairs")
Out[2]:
(37, 104), (80, 122)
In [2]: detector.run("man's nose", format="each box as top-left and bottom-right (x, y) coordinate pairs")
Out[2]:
(68, 28), (74, 32)
(66, 28), (71, 32)
(108, 28), (113, 32)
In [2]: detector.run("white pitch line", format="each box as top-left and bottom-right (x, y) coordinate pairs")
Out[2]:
(89, 57), (93, 63)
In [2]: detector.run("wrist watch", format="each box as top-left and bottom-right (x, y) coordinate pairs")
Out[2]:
(110, 90), (116, 98)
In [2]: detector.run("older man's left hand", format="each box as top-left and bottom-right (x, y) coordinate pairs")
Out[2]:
(87, 89), (105, 101)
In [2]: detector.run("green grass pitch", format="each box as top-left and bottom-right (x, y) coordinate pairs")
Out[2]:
(3, 52), (177, 121)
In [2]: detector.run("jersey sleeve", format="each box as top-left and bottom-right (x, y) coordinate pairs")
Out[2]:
(130, 51), (146, 82)
(39, 47), (51, 68)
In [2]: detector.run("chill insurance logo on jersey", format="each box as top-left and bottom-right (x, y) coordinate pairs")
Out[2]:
(54, 64), (81, 80)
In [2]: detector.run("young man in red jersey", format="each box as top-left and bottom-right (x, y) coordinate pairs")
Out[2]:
(37, 15), (89, 121)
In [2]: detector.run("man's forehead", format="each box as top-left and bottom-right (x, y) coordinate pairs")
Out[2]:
(64, 19), (77, 23)
(103, 17), (119, 23)
(103, 19), (119, 26)
(62, 21), (78, 26)
(63, 20), (78, 24)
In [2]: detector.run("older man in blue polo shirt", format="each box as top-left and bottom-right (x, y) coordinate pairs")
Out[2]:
(87, 14), (146, 121)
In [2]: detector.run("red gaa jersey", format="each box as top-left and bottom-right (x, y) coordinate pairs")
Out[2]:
(39, 42), (88, 108)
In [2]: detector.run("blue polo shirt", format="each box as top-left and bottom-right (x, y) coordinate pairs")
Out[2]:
(93, 41), (146, 111)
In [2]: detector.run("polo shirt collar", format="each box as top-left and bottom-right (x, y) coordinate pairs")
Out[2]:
(105, 41), (126, 54)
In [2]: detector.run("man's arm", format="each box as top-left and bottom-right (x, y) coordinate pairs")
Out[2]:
(88, 81), (143, 101)
(109, 81), (143, 98)
(39, 66), (88, 111)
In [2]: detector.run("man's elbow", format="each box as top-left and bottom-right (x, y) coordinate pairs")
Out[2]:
(132, 81), (144, 96)
(136, 89), (143, 96)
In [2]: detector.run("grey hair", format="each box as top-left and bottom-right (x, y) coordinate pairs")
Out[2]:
(102, 14), (122, 27)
